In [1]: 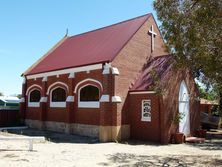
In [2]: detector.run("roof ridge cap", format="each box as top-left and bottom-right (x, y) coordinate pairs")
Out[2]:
(69, 13), (151, 39)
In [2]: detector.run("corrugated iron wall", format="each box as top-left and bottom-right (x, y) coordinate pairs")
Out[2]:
(0, 109), (20, 127)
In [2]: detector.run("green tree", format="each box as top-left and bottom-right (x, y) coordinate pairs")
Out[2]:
(0, 92), (3, 96)
(198, 85), (218, 101)
(154, 0), (222, 127)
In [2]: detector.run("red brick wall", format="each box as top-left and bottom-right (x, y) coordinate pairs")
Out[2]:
(73, 70), (103, 125)
(24, 69), (107, 126)
(129, 93), (161, 142)
(26, 107), (40, 120)
(112, 16), (168, 128)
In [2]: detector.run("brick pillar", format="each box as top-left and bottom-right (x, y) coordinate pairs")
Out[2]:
(99, 64), (122, 142)
(65, 73), (75, 133)
(99, 63), (113, 142)
(111, 68), (122, 141)
(20, 77), (27, 124)
(39, 76), (48, 130)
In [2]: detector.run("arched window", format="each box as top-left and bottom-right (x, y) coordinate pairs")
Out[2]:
(78, 85), (100, 108)
(179, 81), (190, 136)
(80, 85), (99, 101)
(30, 90), (41, 102)
(28, 89), (41, 107)
(50, 87), (67, 108)
(52, 88), (66, 102)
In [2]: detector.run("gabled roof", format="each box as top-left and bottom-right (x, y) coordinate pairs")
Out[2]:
(130, 56), (173, 91)
(25, 13), (151, 76)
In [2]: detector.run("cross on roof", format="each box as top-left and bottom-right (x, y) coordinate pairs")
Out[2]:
(148, 25), (157, 52)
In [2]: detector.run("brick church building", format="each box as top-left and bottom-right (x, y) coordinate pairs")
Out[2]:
(20, 13), (200, 144)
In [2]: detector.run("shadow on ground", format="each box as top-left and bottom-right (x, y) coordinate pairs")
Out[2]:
(187, 130), (222, 151)
(99, 153), (222, 167)
(3, 128), (99, 144)
(187, 139), (222, 151)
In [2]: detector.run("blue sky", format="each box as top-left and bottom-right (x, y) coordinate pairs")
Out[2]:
(0, 0), (158, 96)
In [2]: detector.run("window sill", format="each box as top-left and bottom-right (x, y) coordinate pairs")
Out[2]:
(28, 102), (40, 107)
(141, 118), (151, 122)
(78, 101), (100, 108)
(50, 102), (66, 108)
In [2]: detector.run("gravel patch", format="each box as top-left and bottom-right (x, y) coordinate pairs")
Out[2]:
(0, 129), (221, 167)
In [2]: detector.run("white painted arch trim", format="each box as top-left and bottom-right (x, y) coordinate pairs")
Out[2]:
(74, 78), (103, 94)
(49, 85), (67, 108)
(26, 84), (42, 96)
(26, 63), (103, 80)
(46, 81), (69, 95)
(78, 83), (100, 108)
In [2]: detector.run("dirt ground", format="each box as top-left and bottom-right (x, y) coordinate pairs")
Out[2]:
(0, 129), (221, 167)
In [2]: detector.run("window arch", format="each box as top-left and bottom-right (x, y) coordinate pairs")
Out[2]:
(28, 89), (41, 107)
(46, 81), (69, 95)
(78, 84), (100, 108)
(50, 86), (67, 108)
(26, 84), (42, 95)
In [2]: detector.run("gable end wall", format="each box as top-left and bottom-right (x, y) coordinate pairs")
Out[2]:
(112, 16), (168, 128)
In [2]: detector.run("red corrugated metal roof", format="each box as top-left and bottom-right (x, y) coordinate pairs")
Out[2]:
(26, 14), (151, 75)
(130, 55), (173, 91)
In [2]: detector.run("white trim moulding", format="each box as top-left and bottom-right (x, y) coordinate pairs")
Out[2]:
(28, 102), (40, 108)
(42, 76), (48, 82)
(68, 72), (75, 78)
(50, 102), (66, 108)
(20, 97), (25, 103)
(66, 96), (74, 102)
(102, 63), (111, 75)
(111, 67), (119, 75)
(40, 97), (47, 103)
(129, 91), (156, 94)
(26, 63), (103, 79)
(78, 102), (100, 108)
(112, 96), (122, 102)
(100, 95), (110, 102)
